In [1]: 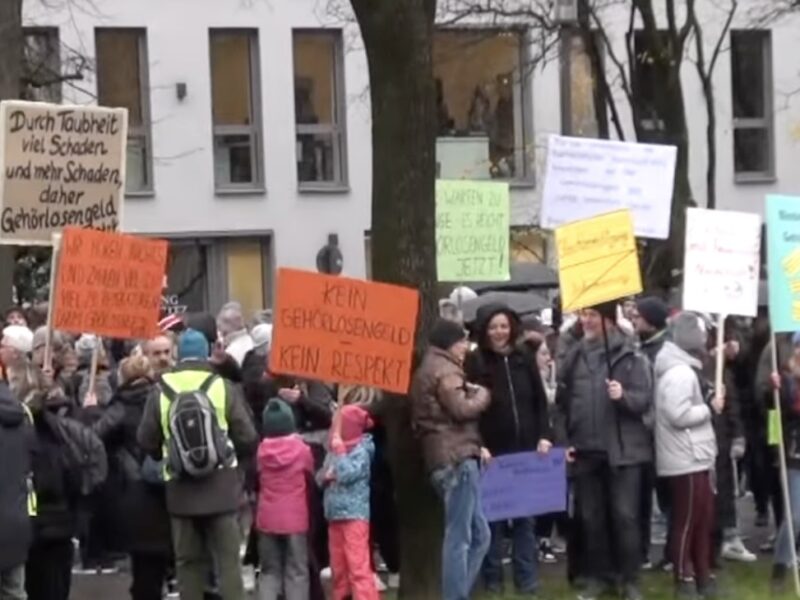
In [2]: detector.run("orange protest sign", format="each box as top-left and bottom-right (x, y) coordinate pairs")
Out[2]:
(53, 227), (168, 340)
(269, 268), (419, 394)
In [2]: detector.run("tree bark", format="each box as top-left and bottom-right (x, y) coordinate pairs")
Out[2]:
(349, 0), (441, 597)
(0, 0), (24, 307)
(631, 0), (693, 293)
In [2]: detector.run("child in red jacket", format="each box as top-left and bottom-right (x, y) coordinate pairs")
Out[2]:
(257, 399), (314, 600)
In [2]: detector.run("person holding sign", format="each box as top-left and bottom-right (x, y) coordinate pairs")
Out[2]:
(653, 313), (722, 599)
(555, 303), (653, 600)
(464, 304), (552, 595)
(768, 333), (800, 593)
(410, 319), (492, 600)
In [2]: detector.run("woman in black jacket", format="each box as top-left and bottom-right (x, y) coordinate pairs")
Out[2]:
(26, 390), (82, 600)
(92, 355), (172, 600)
(465, 303), (553, 595)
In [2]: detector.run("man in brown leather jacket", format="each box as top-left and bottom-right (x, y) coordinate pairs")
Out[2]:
(411, 318), (491, 600)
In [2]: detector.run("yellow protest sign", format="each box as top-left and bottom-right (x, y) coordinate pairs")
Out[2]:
(555, 210), (642, 312)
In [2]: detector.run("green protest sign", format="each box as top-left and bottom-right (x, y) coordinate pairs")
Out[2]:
(435, 180), (510, 282)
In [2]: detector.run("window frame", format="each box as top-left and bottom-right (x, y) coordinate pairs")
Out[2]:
(208, 28), (265, 194)
(730, 29), (775, 183)
(94, 27), (155, 197)
(432, 26), (534, 186)
(292, 29), (349, 192)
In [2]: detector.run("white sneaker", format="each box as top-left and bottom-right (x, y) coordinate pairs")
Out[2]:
(374, 573), (387, 592)
(320, 567), (332, 580)
(388, 573), (400, 589)
(242, 565), (256, 593)
(721, 538), (757, 563)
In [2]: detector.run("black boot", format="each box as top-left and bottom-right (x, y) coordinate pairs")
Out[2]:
(697, 577), (719, 599)
(675, 579), (697, 599)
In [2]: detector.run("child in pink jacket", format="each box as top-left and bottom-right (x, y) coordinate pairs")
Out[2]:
(257, 399), (314, 600)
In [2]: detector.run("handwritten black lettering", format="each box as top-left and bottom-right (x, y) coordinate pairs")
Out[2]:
(321, 282), (368, 311)
(279, 306), (411, 346)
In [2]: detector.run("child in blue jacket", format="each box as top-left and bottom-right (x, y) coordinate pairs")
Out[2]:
(318, 405), (377, 600)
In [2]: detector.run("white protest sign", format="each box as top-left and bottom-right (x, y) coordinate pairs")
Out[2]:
(0, 100), (128, 245)
(540, 135), (677, 239)
(682, 207), (761, 317)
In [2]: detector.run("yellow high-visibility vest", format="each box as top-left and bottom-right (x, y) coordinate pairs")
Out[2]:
(21, 404), (37, 517)
(157, 370), (235, 481)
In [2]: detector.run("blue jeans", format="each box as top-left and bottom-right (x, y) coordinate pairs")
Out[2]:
(774, 467), (800, 566)
(483, 518), (538, 593)
(431, 460), (491, 600)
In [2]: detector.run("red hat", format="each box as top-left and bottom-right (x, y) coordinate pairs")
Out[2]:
(339, 405), (374, 451)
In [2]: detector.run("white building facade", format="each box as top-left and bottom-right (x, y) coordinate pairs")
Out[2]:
(21, 0), (800, 316)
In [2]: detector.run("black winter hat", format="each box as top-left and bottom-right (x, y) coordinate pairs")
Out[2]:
(429, 318), (467, 351)
(636, 296), (669, 330)
(590, 301), (618, 324)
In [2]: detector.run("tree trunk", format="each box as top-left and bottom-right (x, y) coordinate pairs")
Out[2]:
(0, 0), (23, 308)
(349, 0), (441, 597)
(632, 0), (693, 293)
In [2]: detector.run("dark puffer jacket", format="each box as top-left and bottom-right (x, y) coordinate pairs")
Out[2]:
(556, 330), (654, 466)
(0, 381), (34, 570)
(465, 304), (551, 455)
(92, 380), (172, 555)
(30, 397), (82, 542)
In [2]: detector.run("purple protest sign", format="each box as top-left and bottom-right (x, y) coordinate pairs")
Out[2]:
(480, 449), (567, 522)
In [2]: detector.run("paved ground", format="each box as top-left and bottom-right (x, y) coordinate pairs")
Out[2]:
(70, 496), (775, 599)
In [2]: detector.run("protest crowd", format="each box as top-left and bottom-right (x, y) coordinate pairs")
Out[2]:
(1, 284), (798, 600)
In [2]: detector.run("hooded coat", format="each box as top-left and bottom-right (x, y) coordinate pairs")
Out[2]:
(0, 381), (34, 570)
(256, 434), (314, 534)
(92, 380), (172, 555)
(653, 342), (717, 477)
(465, 304), (551, 455)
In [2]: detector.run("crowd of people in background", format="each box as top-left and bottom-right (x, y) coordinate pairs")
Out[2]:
(0, 291), (796, 600)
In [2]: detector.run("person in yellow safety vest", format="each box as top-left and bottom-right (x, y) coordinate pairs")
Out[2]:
(138, 328), (257, 600)
(0, 363), (35, 599)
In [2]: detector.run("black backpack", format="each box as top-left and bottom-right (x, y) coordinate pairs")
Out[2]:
(160, 375), (234, 479)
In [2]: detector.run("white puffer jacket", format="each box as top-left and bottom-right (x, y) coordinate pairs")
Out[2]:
(653, 341), (717, 477)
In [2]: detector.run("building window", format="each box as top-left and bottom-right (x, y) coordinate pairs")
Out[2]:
(96, 28), (153, 195)
(292, 30), (347, 188)
(22, 28), (61, 103)
(730, 30), (774, 180)
(560, 30), (604, 137)
(433, 29), (531, 181)
(164, 241), (210, 315)
(225, 239), (268, 319)
(630, 30), (671, 140)
(209, 30), (263, 191)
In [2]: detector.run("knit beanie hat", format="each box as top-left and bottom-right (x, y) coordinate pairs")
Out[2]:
(184, 313), (218, 346)
(262, 399), (296, 438)
(636, 296), (669, 330)
(589, 301), (618, 324)
(670, 312), (708, 355)
(251, 323), (273, 351)
(428, 318), (466, 351)
(177, 329), (210, 361)
(2, 325), (33, 354)
(339, 405), (374, 451)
